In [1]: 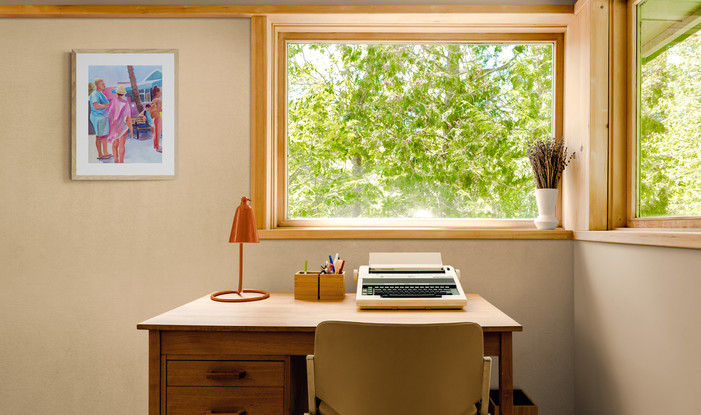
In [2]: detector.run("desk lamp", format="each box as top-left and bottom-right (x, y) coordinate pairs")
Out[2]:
(210, 197), (270, 302)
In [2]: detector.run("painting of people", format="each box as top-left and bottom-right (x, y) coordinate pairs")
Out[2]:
(73, 50), (176, 179)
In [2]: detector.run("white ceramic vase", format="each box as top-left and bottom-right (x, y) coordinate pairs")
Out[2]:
(534, 188), (559, 230)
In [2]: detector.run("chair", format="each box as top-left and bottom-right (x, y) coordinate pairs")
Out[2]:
(131, 115), (152, 140)
(305, 321), (492, 415)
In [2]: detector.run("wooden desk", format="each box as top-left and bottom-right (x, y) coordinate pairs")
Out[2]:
(138, 293), (522, 415)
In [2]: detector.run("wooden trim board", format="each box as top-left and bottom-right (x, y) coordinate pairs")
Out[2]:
(574, 229), (701, 249)
(0, 5), (574, 18)
(257, 228), (573, 240)
(268, 30), (565, 234)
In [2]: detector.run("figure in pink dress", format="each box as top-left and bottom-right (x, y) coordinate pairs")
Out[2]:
(106, 86), (133, 163)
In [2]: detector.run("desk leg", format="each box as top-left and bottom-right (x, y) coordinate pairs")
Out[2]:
(499, 332), (514, 415)
(149, 330), (161, 415)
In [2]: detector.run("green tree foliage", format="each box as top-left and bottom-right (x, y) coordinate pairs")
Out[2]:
(640, 31), (701, 217)
(287, 43), (553, 219)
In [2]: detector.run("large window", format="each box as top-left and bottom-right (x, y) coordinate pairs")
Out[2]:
(637, 0), (701, 219)
(277, 33), (563, 228)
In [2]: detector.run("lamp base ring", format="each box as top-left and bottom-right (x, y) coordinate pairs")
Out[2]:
(210, 289), (270, 302)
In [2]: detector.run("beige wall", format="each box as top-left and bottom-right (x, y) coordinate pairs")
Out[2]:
(0, 16), (574, 415)
(574, 241), (701, 414)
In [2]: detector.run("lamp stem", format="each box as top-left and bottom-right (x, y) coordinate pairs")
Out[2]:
(237, 243), (244, 294)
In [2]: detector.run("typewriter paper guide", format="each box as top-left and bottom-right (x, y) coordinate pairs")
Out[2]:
(368, 252), (443, 272)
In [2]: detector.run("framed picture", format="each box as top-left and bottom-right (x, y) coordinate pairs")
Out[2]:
(72, 49), (178, 180)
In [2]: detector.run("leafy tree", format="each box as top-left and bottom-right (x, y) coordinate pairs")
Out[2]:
(639, 31), (701, 217)
(287, 42), (554, 219)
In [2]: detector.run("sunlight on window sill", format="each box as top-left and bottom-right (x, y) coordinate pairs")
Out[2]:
(258, 227), (573, 240)
(574, 229), (701, 250)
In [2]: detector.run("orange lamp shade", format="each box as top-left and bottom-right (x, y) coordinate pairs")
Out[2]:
(229, 197), (259, 244)
(211, 196), (268, 303)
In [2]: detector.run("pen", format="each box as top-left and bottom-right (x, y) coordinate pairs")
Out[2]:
(304, 259), (308, 273)
(337, 259), (345, 274)
(333, 253), (339, 268)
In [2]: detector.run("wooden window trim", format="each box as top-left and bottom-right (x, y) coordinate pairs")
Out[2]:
(256, 20), (566, 239)
(569, 0), (701, 250)
(624, 0), (701, 230)
(260, 228), (573, 240)
(574, 229), (701, 249)
(0, 5), (574, 18)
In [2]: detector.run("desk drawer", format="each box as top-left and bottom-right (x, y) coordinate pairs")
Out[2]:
(167, 361), (284, 387)
(167, 386), (283, 415)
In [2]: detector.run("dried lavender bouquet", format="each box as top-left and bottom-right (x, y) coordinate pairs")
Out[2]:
(527, 138), (575, 189)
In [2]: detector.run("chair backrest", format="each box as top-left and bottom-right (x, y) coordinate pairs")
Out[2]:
(312, 321), (485, 415)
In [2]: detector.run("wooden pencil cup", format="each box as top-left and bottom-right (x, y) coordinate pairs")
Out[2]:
(294, 272), (345, 301)
(294, 272), (319, 301)
(320, 272), (345, 300)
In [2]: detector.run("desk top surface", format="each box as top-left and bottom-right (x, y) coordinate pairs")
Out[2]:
(137, 293), (522, 332)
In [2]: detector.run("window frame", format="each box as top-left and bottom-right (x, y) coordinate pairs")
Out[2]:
(255, 19), (566, 238)
(626, 0), (701, 229)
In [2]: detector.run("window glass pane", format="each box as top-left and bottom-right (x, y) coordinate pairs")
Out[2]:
(638, 0), (701, 217)
(287, 43), (554, 219)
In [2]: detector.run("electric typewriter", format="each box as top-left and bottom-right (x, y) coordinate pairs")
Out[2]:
(355, 252), (468, 309)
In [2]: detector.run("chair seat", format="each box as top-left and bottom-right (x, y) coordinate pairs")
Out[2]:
(317, 399), (478, 415)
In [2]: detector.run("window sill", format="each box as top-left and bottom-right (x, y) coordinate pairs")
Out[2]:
(258, 227), (573, 240)
(573, 229), (701, 250)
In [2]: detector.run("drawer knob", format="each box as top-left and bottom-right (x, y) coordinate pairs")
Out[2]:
(205, 370), (247, 380)
(205, 411), (246, 415)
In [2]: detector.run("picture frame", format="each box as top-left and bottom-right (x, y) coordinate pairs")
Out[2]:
(72, 49), (178, 180)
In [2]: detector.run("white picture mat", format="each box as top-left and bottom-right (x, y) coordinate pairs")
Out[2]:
(74, 51), (176, 178)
